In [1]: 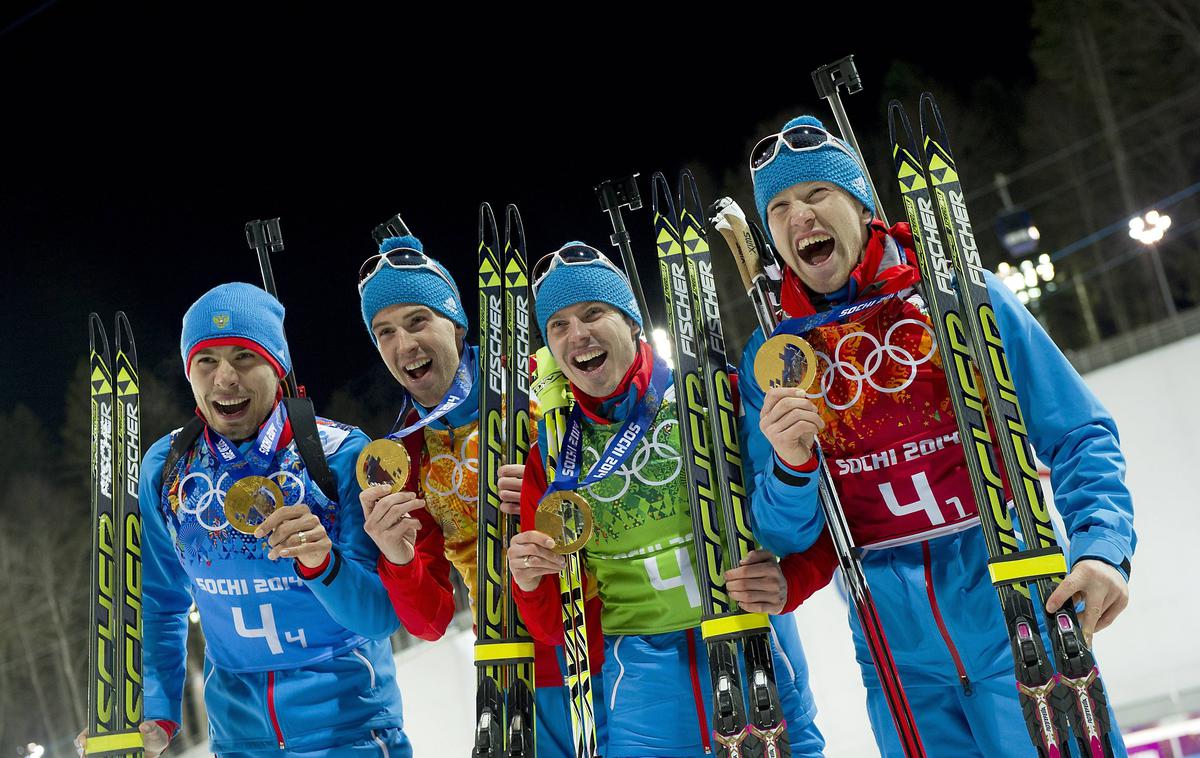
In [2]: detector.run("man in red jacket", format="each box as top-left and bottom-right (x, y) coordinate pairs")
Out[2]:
(354, 232), (606, 755)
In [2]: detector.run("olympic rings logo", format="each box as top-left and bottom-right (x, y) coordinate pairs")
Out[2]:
(177, 469), (306, 533)
(804, 318), (937, 412)
(424, 429), (479, 503)
(583, 419), (682, 504)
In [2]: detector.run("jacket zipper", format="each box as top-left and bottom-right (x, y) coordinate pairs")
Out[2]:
(686, 628), (713, 754)
(267, 670), (286, 749)
(922, 542), (973, 695)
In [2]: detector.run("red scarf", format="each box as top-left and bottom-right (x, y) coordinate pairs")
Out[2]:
(575, 340), (654, 425)
(780, 221), (921, 318)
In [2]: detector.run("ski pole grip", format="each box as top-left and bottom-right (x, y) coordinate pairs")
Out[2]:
(811, 55), (862, 98)
(710, 197), (763, 293)
(372, 213), (412, 246)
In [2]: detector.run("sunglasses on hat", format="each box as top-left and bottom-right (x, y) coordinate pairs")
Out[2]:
(357, 246), (461, 299)
(749, 124), (858, 173)
(531, 243), (630, 297)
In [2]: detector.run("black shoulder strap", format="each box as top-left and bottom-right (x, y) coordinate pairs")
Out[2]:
(284, 397), (339, 502)
(160, 416), (206, 493)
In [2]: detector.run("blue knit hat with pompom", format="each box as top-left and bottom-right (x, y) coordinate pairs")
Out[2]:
(752, 115), (875, 222)
(359, 235), (467, 341)
(534, 242), (642, 338)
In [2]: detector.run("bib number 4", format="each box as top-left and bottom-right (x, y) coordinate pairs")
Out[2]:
(233, 604), (308, 655)
(644, 547), (702, 608)
(879, 472), (966, 526)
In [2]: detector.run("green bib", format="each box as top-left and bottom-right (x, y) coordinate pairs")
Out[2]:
(578, 387), (703, 635)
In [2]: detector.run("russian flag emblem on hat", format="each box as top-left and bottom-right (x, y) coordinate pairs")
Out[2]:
(212, 311), (231, 329)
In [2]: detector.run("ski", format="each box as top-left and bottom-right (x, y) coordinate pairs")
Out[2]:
(531, 347), (600, 758)
(679, 172), (792, 757)
(917, 93), (1115, 758)
(502, 205), (537, 757)
(644, 170), (781, 758)
(712, 198), (927, 758)
(88, 313), (144, 757)
(889, 100), (1076, 758)
(475, 202), (537, 758)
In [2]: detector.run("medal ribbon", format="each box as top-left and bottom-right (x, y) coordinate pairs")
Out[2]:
(385, 348), (475, 439)
(772, 291), (904, 339)
(545, 354), (672, 496)
(203, 401), (288, 478)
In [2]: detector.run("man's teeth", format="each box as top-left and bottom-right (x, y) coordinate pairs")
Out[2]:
(574, 349), (605, 365)
(796, 234), (832, 252)
(405, 358), (431, 372)
(214, 399), (247, 409)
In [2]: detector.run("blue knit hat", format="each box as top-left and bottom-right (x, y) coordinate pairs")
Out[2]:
(752, 115), (875, 222)
(359, 235), (467, 341)
(181, 282), (291, 378)
(534, 242), (643, 337)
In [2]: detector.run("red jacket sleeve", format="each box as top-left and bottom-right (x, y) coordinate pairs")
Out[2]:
(511, 443), (573, 647)
(779, 530), (839, 613)
(375, 428), (457, 642)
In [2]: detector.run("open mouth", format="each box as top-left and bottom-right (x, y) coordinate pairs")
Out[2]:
(571, 348), (608, 374)
(797, 234), (835, 267)
(404, 357), (432, 381)
(213, 398), (251, 417)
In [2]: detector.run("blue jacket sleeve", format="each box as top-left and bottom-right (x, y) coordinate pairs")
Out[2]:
(738, 330), (825, 556)
(296, 427), (402, 639)
(140, 434), (194, 726)
(988, 273), (1136, 576)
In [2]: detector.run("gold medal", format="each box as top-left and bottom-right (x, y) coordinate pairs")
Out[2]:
(355, 439), (412, 494)
(225, 476), (286, 535)
(535, 491), (594, 555)
(754, 334), (818, 392)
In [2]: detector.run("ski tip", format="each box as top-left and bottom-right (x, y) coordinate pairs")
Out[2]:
(478, 202), (499, 244)
(89, 312), (110, 351)
(115, 312), (136, 357)
(650, 172), (674, 214)
(886, 100), (909, 140)
(677, 170), (703, 217)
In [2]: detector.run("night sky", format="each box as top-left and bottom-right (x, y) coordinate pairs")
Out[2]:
(2, 3), (1035, 432)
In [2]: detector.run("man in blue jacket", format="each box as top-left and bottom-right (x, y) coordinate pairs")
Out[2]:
(82, 282), (410, 757)
(739, 115), (1135, 756)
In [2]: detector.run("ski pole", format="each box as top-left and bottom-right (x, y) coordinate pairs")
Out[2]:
(595, 174), (654, 333)
(244, 218), (300, 398)
(812, 55), (890, 226)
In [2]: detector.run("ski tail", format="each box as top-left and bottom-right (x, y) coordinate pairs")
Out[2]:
(502, 204), (536, 758)
(889, 99), (1072, 758)
(531, 347), (599, 758)
(474, 202), (517, 758)
(918, 92), (1114, 758)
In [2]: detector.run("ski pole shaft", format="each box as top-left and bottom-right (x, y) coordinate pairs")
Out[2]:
(244, 218), (299, 398)
(812, 55), (889, 226)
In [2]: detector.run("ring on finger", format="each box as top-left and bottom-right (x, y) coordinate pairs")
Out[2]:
(298, 530), (307, 545)
(523, 555), (531, 569)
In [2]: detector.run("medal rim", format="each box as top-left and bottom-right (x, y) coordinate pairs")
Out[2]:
(535, 490), (594, 555)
